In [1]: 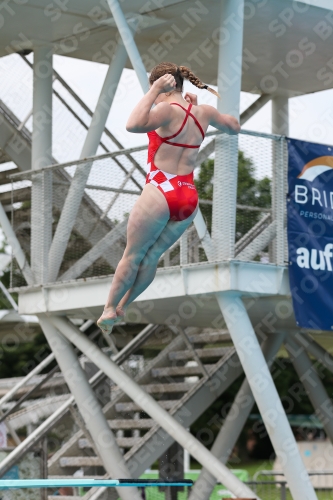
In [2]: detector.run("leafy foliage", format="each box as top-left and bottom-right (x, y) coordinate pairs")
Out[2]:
(191, 357), (333, 462)
(194, 151), (272, 240)
(0, 333), (54, 379)
(0, 233), (54, 378)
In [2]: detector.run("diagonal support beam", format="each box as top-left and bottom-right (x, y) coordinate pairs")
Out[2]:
(0, 203), (34, 285)
(0, 324), (155, 478)
(189, 331), (285, 500)
(107, 0), (149, 94)
(236, 220), (276, 261)
(216, 293), (317, 500)
(51, 315), (260, 500)
(241, 93), (272, 124)
(193, 208), (214, 261)
(285, 334), (333, 444)
(234, 213), (271, 256)
(48, 41), (128, 282)
(292, 331), (333, 375)
(59, 219), (127, 282)
(39, 316), (141, 500)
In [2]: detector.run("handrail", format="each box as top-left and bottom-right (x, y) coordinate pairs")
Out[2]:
(173, 326), (210, 379)
(0, 100), (31, 144)
(253, 469), (333, 481)
(0, 323), (157, 477)
(88, 324), (158, 390)
(8, 145), (148, 179)
(0, 320), (93, 410)
(0, 356), (55, 410)
(0, 328), (98, 424)
(8, 127), (285, 181)
(0, 364), (60, 424)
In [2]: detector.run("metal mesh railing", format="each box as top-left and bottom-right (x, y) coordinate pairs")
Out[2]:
(8, 129), (287, 288)
(9, 145), (146, 287)
(198, 130), (281, 263)
(0, 53), (287, 287)
(0, 53), (122, 162)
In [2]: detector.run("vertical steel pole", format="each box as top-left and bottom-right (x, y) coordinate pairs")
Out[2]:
(40, 437), (48, 500)
(189, 332), (285, 500)
(271, 97), (289, 264)
(31, 46), (53, 284)
(285, 334), (333, 444)
(211, 0), (244, 260)
(38, 316), (141, 500)
(180, 232), (188, 265)
(216, 292), (317, 500)
(48, 42), (128, 282)
(281, 482), (287, 500)
(272, 97), (289, 136)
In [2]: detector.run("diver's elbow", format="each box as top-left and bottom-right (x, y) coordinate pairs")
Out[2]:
(126, 122), (138, 133)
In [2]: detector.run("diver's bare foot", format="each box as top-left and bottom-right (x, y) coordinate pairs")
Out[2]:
(97, 308), (118, 335)
(116, 305), (126, 320)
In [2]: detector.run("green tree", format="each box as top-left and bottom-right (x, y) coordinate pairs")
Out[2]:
(0, 234), (16, 309)
(194, 151), (272, 240)
(0, 233), (54, 378)
(194, 158), (214, 231)
(0, 333), (54, 378)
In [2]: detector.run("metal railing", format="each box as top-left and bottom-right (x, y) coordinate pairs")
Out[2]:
(133, 477), (333, 500)
(0, 323), (158, 477)
(8, 128), (287, 288)
(0, 320), (94, 424)
(0, 53), (288, 289)
(254, 470), (333, 491)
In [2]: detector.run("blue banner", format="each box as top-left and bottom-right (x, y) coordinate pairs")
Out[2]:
(287, 137), (333, 331)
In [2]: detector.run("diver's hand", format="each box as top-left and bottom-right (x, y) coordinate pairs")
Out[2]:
(152, 74), (177, 94)
(184, 92), (198, 105)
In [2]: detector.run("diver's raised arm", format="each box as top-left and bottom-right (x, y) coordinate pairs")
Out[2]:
(126, 74), (176, 133)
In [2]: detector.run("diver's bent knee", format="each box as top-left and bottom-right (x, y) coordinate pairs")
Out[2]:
(142, 250), (162, 268)
(122, 250), (147, 269)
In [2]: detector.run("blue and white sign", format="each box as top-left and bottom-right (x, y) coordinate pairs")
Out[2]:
(287, 137), (333, 330)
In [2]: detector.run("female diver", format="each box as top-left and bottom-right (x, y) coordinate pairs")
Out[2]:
(97, 62), (240, 334)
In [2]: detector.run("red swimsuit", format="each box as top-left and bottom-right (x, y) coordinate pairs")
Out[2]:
(146, 102), (205, 222)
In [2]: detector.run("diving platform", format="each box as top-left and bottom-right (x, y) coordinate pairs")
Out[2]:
(16, 260), (293, 329)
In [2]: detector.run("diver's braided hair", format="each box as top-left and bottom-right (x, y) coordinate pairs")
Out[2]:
(149, 62), (220, 98)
